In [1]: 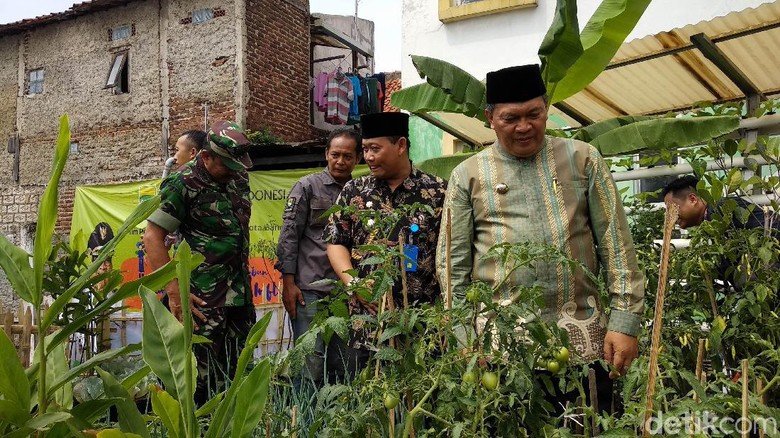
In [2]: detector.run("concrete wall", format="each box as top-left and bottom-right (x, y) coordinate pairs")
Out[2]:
(168, 0), (238, 137)
(401, 0), (775, 87)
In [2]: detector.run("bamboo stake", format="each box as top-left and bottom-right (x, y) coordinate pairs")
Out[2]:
(690, 338), (706, 436)
(643, 203), (678, 438)
(291, 405), (298, 438)
(21, 306), (32, 368)
(446, 208), (452, 311)
(741, 359), (749, 438)
(756, 378), (765, 438)
(588, 368), (599, 435)
(389, 407), (396, 438)
(694, 338), (706, 402)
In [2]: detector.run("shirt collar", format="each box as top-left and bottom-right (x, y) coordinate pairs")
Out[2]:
(322, 168), (349, 186)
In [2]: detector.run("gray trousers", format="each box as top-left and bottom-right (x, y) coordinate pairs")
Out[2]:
(291, 290), (357, 385)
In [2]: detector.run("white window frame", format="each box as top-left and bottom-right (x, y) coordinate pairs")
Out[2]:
(192, 8), (214, 24)
(105, 51), (128, 91)
(112, 25), (132, 41)
(28, 69), (44, 95)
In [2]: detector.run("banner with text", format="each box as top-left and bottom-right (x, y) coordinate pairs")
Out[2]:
(70, 167), (348, 309)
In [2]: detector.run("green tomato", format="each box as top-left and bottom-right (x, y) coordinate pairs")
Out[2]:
(547, 360), (561, 374)
(554, 347), (570, 363)
(384, 393), (400, 410)
(466, 289), (481, 304)
(481, 372), (499, 390)
(462, 370), (477, 384)
(358, 367), (370, 384)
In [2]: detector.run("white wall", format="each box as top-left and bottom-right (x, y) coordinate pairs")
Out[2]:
(401, 0), (774, 87)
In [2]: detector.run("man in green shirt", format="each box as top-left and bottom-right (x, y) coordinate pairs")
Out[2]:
(436, 65), (645, 405)
(144, 120), (254, 404)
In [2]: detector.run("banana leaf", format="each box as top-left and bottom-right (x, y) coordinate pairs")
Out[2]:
(590, 115), (740, 156)
(32, 115), (71, 307)
(410, 55), (486, 118)
(539, 0), (583, 85)
(416, 152), (477, 181)
(572, 115), (658, 143)
(548, 0), (651, 104)
(391, 83), (487, 122)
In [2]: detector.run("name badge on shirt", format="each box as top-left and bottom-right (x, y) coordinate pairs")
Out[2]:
(403, 244), (419, 272)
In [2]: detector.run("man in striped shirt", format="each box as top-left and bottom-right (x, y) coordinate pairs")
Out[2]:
(437, 65), (645, 409)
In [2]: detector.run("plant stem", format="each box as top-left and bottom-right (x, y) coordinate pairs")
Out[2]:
(37, 304), (47, 415)
(758, 375), (779, 397)
(402, 372), (441, 437)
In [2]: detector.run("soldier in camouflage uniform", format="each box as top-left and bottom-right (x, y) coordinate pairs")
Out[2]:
(143, 120), (255, 404)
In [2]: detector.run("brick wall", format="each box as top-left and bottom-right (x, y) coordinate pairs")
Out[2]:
(245, 0), (314, 142)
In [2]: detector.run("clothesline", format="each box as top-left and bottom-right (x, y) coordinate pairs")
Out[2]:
(314, 69), (388, 126)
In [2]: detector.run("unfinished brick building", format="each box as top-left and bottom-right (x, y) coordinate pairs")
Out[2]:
(0, 0), (374, 306)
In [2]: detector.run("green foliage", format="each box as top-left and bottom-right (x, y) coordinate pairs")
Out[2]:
(246, 127), (280, 146)
(545, 0), (651, 104)
(539, 0), (583, 85)
(590, 115), (741, 157)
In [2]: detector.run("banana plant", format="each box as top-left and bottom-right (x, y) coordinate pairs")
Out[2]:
(0, 115), (179, 436)
(140, 240), (273, 438)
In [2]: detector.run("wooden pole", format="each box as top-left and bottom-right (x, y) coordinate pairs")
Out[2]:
(741, 359), (749, 438)
(588, 368), (600, 435)
(21, 306), (32, 368)
(643, 203), (679, 438)
(446, 209), (452, 311)
(291, 405), (298, 438)
(756, 378), (765, 438)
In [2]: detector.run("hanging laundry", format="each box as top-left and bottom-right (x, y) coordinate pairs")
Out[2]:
(371, 73), (387, 110)
(325, 72), (354, 125)
(314, 72), (329, 112)
(365, 77), (381, 114)
(347, 74), (363, 124)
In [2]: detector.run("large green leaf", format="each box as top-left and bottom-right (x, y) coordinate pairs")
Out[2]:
(69, 397), (124, 424)
(48, 261), (177, 351)
(96, 368), (149, 438)
(548, 0), (651, 104)
(590, 115), (741, 156)
(0, 235), (34, 304)
(390, 83), (487, 122)
(48, 344), (141, 395)
(229, 359), (271, 438)
(173, 241), (199, 438)
(32, 115), (71, 307)
(572, 115), (658, 143)
(417, 153), (477, 181)
(151, 387), (182, 438)
(539, 0), (583, 85)
(24, 411), (71, 430)
(42, 195), (161, 331)
(31, 331), (72, 410)
(411, 55), (486, 118)
(204, 312), (272, 438)
(0, 400), (30, 427)
(0, 330), (30, 418)
(139, 286), (188, 402)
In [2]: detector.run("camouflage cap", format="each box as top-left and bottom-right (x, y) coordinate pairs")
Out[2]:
(206, 120), (252, 171)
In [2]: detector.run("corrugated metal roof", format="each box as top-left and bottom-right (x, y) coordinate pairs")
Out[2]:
(428, 2), (780, 141)
(0, 0), (146, 37)
(557, 1), (780, 125)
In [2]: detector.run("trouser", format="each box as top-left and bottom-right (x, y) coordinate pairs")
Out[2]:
(291, 290), (355, 384)
(192, 305), (256, 406)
